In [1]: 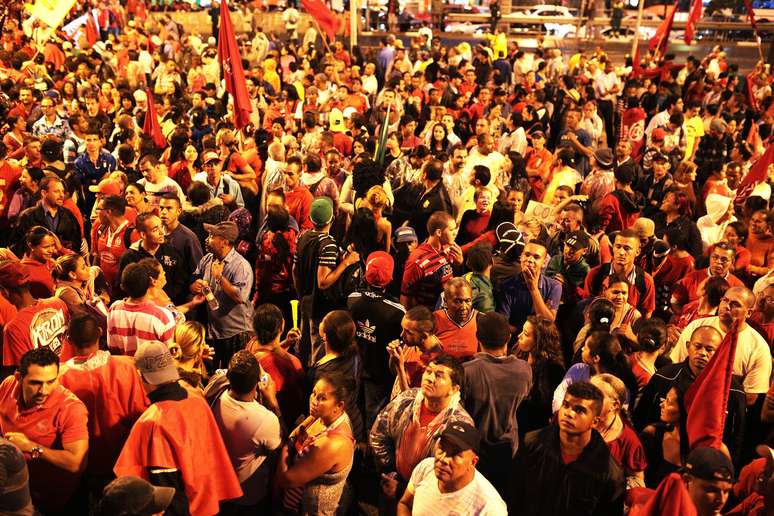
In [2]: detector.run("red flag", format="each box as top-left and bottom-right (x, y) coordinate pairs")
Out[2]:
(649, 0), (678, 57)
(621, 107), (647, 160)
(301, 0), (342, 42)
(746, 71), (760, 112)
(218, 0), (253, 129)
(684, 0), (702, 44)
(744, 0), (759, 35)
(684, 324), (739, 450)
(627, 474), (698, 516)
(630, 42), (642, 78)
(85, 13), (99, 46)
(735, 141), (774, 204)
(142, 90), (166, 149)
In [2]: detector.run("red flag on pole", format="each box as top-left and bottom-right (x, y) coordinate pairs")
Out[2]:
(735, 141), (774, 204)
(649, 0), (678, 57)
(218, 0), (253, 129)
(743, 0), (759, 35)
(142, 89), (166, 149)
(684, 324), (739, 450)
(85, 13), (99, 46)
(301, 0), (342, 42)
(684, 0), (702, 44)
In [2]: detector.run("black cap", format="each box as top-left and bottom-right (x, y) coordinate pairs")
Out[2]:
(97, 476), (175, 516)
(440, 421), (481, 454)
(652, 152), (670, 163)
(683, 447), (735, 482)
(614, 163), (637, 186)
(564, 231), (590, 251)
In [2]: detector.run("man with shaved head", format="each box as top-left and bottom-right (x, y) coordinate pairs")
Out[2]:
(634, 325), (746, 461)
(669, 286), (770, 405)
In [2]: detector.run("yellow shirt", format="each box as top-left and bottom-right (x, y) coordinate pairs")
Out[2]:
(684, 116), (705, 159)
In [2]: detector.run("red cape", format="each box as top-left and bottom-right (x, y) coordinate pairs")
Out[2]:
(114, 385), (243, 516)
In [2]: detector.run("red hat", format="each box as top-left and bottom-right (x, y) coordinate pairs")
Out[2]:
(365, 251), (394, 287)
(88, 178), (122, 196)
(0, 261), (30, 289)
(627, 473), (697, 516)
(651, 128), (666, 142)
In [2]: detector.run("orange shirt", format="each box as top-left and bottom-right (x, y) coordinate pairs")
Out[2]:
(433, 308), (479, 361)
(0, 377), (88, 512)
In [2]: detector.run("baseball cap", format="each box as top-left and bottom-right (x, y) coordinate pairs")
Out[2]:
(310, 197), (334, 227)
(476, 312), (510, 349)
(614, 163), (637, 186)
(342, 107), (358, 119)
(365, 251), (394, 287)
(329, 108), (345, 133)
(652, 239), (671, 258)
(530, 130), (546, 140)
(495, 222), (524, 256)
(203, 221), (239, 243)
(97, 476), (175, 516)
(134, 342), (180, 386)
(0, 262), (30, 290)
(564, 231), (590, 251)
(202, 150), (220, 164)
(89, 178), (122, 196)
(394, 226), (418, 244)
(651, 128), (666, 141)
(440, 421), (481, 454)
(651, 152), (670, 163)
(683, 447), (734, 482)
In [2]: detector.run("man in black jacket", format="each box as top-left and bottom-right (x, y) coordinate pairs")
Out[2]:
(409, 159), (453, 242)
(347, 251), (405, 430)
(119, 213), (188, 305)
(633, 325), (746, 464)
(507, 381), (625, 516)
(13, 176), (82, 255)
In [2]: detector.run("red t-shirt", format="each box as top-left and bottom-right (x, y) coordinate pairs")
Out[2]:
(0, 160), (21, 219)
(114, 387), (243, 516)
(0, 377), (88, 512)
(257, 350), (306, 429)
(607, 421), (648, 474)
(0, 293), (17, 326)
(93, 220), (139, 290)
(59, 351), (149, 475)
(19, 257), (55, 299)
(2, 298), (71, 366)
(671, 269), (745, 307)
(285, 185), (314, 231)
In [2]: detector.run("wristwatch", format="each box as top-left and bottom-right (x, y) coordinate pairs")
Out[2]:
(30, 446), (43, 460)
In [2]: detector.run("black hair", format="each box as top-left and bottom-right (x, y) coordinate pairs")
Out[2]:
(187, 181), (212, 206)
(428, 354), (465, 388)
(19, 347), (59, 377)
(321, 310), (356, 354)
(316, 371), (354, 405)
(565, 381), (605, 416)
(266, 204), (291, 264)
(101, 195), (127, 217)
(25, 226), (53, 252)
(252, 303), (284, 344)
(636, 319), (667, 353)
(69, 313), (101, 349)
(587, 298), (615, 333)
(120, 263), (152, 299)
(704, 276), (730, 308)
(227, 350), (261, 396)
(584, 332), (638, 404)
(466, 244), (493, 273)
(53, 254), (84, 282)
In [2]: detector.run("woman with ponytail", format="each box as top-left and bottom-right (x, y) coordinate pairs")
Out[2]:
(53, 254), (92, 316)
(254, 204), (298, 328)
(591, 374), (647, 489)
(553, 331), (638, 414)
(640, 386), (690, 488)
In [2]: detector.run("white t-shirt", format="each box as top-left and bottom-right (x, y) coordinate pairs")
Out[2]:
(670, 316), (771, 394)
(212, 390), (282, 505)
(408, 457), (507, 516)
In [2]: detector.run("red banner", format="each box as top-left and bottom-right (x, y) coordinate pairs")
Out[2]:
(301, 0), (342, 42)
(218, 0), (253, 129)
(684, 0), (702, 44)
(621, 107), (647, 160)
(649, 0), (678, 58)
(736, 140), (773, 204)
(142, 89), (166, 149)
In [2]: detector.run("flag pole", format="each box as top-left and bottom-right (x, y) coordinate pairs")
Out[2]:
(350, 0), (357, 52)
(631, 0), (645, 57)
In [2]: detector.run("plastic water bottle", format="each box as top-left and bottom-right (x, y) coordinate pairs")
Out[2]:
(203, 286), (220, 311)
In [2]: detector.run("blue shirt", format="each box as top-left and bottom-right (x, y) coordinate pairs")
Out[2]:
(195, 247), (253, 339)
(497, 273), (562, 331)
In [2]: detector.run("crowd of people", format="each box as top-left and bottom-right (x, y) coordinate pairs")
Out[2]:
(0, 0), (773, 515)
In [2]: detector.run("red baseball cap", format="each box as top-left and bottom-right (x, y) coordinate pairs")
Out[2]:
(365, 251), (394, 288)
(0, 261), (30, 289)
(652, 128), (666, 142)
(88, 178), (122, 196)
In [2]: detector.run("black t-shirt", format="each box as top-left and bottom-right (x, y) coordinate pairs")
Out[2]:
(347, 288), (406, 384)
(294, 230), (339, 319)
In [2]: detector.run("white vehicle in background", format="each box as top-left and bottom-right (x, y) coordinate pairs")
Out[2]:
(509, 4), (578, 38)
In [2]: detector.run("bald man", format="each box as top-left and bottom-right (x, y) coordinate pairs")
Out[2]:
(670, 286), (771, 405)
(634, 325), (746, 462)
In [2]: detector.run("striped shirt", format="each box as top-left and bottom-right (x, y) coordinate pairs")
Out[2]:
(401, 243), (454, 308)
(106, 300), (176, 356)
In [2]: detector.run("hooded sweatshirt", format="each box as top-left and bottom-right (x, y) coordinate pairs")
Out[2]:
(697, 193), (736, 251)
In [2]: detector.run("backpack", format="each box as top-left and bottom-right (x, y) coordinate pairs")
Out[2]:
(323, 261), (365, 309)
